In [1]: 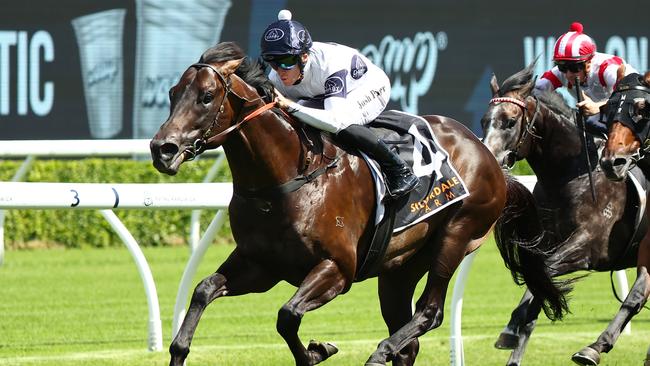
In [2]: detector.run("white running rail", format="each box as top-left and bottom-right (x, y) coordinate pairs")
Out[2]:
(0, 139), (224, 265)
(0, 181), (233, 351)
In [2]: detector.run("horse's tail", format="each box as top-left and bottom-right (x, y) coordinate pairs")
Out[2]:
(494, 173), (571, 321)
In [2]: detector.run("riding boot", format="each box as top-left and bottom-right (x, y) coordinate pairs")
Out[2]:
(337, 125), (419, 198)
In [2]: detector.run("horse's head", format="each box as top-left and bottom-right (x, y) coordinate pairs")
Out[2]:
(600, 72), (650, 181)
(481, 62), (538, 169)
(150, 42), (271, 175)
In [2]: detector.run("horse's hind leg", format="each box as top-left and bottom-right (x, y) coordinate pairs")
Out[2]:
(377, 258), (428, 366)
(276, 259), (350, 366)
(365, 227), (477, 366)
(503, 293), (543, 366)
(169, 249), (279, 366)
(495, 290), (534, 349)
(572, 264), (650, 366)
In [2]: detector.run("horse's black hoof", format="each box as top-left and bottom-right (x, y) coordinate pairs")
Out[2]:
(307, 340), (338, 359)
(571, 346), (601, 365)
(494, 332), (519, 350)
(365, 353), (386, 366)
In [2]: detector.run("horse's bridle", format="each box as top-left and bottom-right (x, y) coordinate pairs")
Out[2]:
(489, 95), (541, 167)
(182, 63), (233, 161)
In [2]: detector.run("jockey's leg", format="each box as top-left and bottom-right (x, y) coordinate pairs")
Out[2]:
(337, 124), (419, 198)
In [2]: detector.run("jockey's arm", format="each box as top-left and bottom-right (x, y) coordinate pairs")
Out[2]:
(275, 90), (360, 133)
(534, 69), (563, 93)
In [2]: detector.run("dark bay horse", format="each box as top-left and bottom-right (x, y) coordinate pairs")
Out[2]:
(600, 71), (650, 181)
(150, 42), (566, 366)
(482, 63), (650, 366)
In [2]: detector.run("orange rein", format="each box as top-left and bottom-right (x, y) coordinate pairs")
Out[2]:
(205, 101), (277, 146)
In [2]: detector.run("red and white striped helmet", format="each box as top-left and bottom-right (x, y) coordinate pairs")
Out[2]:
(553, 22), (596, 62)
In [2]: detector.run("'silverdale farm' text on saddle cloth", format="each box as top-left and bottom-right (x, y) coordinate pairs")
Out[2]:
(365, 110), (470, 232)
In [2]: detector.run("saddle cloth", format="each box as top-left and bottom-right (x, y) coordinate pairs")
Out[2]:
(364, 110), (470, 232)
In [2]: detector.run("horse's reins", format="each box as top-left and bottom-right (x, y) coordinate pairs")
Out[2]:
(489, 96), (541, 162)
(184, 63), (275, 161)
(185, 63), (340, 200)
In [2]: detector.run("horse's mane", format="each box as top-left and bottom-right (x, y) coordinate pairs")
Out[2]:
(500, 62), (575, 124)
(199, 42), (275, 102)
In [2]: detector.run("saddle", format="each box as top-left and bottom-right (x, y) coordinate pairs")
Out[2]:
(354, 110), (470, 280)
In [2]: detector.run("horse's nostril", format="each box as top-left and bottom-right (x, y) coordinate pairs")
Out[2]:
(160, 143), (179, 159)
(613, 158), (628, 167)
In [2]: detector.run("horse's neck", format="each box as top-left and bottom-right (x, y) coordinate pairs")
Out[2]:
(224, 106), (309, 191)
(527, 102), (583, 185)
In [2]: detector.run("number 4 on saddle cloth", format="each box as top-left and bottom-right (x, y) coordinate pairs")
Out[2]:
(354, 110), (470, 279)
(366, 110), (470, 230)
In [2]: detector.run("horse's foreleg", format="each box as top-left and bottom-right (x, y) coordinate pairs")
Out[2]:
(572, 265), (650, 366)
(276, 259), (348, 366)
(169, 249), (278, 366)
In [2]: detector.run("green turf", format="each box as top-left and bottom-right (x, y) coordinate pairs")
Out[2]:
(0, 240), (648, 365)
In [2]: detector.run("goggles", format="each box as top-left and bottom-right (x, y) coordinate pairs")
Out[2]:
(263, 54), (300, 70)
(555, 61), (586, 73)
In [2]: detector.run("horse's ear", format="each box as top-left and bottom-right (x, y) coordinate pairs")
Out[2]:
(519, 74), (537, 98)
(490, 73), (499, 96)
(219, 58), (245, 77)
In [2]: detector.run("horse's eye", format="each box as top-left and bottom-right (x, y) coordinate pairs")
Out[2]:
(168, 88), (175, 100)
(505, 117), (517, 128)
(202, 92), (214, 104)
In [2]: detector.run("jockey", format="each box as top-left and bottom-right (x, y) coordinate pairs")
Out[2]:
(534, 22), (638, 135)
(260, 9), (419, 198)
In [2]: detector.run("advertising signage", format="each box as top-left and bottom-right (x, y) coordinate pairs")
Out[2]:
(0, 0), (647, 140)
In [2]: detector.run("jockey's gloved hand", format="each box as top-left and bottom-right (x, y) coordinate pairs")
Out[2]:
(274, 88), (292, 110)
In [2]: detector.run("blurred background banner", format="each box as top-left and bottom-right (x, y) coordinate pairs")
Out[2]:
(0, 0), (647, 140)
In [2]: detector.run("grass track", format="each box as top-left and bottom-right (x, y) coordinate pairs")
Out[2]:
(0, 239), (648, 365)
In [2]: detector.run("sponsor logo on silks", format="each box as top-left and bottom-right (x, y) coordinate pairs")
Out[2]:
(324, 70), (348, 97)
(297, 29), (310, 43)
(264, 28), (285, 42)
(350, 55), (368, 80)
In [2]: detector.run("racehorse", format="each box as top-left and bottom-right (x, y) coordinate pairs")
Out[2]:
(600, 71), (650, 181)
(150, 42), (566, 366)
(482, 62), (650, 366)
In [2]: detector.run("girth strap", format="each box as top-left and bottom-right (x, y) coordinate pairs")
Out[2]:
(234, 156), (340, 199)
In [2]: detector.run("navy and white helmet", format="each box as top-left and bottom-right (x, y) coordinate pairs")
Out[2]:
(260, 10), (312, 57)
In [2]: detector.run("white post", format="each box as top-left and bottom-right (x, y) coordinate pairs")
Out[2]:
(172, 210), (227, 339)
(449, 250), (478, 366)
(614, 270), (631, 334)
(0, 155), (36, 266)
(190, 154), (227, 251)
(100, 210), (163, 351)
